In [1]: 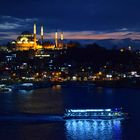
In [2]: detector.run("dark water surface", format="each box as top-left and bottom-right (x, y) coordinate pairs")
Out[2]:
(0, 85), (140, 140)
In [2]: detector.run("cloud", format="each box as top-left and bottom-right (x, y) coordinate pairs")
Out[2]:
(117, 28), (128, 31)
(0, 15), (38, 30)
(0, 31), (18, 40)
(124, 32), (140, 40)
(57, 31), (130, 40)
(0, 22), (22, 30)
(43, 31), (140, 40)
(1, 16), (37, 23)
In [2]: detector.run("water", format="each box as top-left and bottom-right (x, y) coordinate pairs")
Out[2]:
(0, 85), (140, 140)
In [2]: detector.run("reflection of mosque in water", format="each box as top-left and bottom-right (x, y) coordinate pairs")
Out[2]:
(65, 119), (122, 140)
(11, 23), (64, 51)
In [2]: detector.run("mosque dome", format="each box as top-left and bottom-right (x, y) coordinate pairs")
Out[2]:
(17, 31), (34, 42)
(21, 31), (32, 36)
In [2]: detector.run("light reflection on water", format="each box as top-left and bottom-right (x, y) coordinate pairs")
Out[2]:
(17, 90), (34, 94)
(65, 119), (122, 140)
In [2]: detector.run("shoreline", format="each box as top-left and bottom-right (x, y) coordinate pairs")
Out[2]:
(1, 78), (140, 89)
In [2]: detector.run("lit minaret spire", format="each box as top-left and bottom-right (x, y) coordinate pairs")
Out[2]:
(41, 25), (44, 44)
(60, 32), (64, 49)
(55, 31), (58, 48)
(34, 22), (36, 34)
(33, 22), (37, 49)
(60, 32), (64, 41)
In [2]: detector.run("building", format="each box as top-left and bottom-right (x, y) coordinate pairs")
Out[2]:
(11, 23), (65, 51)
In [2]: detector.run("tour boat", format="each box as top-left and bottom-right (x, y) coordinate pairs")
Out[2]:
(63, 108), (127, 119)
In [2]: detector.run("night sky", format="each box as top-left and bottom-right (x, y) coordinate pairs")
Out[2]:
(0, 0), (140, 42)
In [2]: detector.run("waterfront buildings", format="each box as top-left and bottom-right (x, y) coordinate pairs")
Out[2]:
(0, 23), (140, 85)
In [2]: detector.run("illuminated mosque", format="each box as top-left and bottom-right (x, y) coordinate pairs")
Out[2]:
(12, 23), (64, 51)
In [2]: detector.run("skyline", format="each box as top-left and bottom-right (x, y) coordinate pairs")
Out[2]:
(1, 0), (140, 42)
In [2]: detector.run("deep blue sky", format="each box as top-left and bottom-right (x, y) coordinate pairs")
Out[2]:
(0, 0), (140, 42)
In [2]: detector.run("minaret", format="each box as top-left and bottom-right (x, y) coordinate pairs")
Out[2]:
(60, 32), (64, 48)
(55, 31), (58, 48)
(41, 25), (44, 45)
(33, 22), (37, 49)
(60, 32), (64, 41)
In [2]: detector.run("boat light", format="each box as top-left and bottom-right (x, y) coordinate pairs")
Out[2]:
(68, 109), (112, 113)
